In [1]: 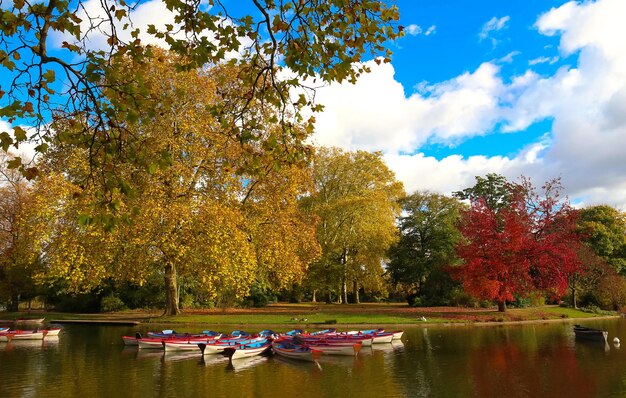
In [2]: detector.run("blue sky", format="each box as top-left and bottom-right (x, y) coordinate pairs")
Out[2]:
(392, 0), (565, 159)
(310, 0), (626, 209)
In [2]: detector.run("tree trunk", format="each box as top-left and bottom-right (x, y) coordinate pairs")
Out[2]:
(497, 300), (507, 312)
(164, 263), (180, 316)
(7, 293), (19, 312)
(353, 281), (360, 304)
(341, 248), (348, 304)
(312, 289), (317, 303)
(571, 286), (578, 309)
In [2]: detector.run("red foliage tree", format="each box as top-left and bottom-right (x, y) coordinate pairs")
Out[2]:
(454, 177), (583, 312)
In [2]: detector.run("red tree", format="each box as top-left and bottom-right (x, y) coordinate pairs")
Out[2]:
(454, 178), (583, 312)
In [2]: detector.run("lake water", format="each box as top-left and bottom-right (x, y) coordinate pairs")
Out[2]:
(2, 319), (626, 397)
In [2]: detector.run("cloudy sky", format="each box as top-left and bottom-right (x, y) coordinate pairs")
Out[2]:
(310, 0), (626, 209)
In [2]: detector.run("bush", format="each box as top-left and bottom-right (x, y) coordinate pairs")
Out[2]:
(101, 295), (126, 312)
(244, 284), (275, 308)
(449, 291), (480, 308)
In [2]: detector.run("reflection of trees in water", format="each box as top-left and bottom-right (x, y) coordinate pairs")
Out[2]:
(389, 325), (615, 397)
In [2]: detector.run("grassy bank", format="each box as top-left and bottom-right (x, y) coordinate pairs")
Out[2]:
(1, 303), (614, 327)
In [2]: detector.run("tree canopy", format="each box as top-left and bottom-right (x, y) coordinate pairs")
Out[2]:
(0, 0), (402, 210)
(302, 147), (404, 303)
(387, 191), (463, 305)
(453, 176), (583, 312)
(577, 205), (626, 275)
(21, 51), (320, 314)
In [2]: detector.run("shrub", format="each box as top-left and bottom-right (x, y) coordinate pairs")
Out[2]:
(101, 295), (126, 312)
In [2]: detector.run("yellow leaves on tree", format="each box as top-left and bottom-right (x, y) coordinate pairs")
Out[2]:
(24, 49), (320, 314)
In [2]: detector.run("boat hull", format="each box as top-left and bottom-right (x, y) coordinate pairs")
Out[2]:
(0, 331), (45, 341)
(272, 343), (323, 362)
(574, 325), (608, 343)
(223, 344), (270, 360)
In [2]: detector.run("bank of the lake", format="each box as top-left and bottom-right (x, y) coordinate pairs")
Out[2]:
(2, 303), (616, 329)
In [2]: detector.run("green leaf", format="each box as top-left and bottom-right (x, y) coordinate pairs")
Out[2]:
(42, 69), (56, 82)
(7, 157), (22, 169)
(78, 214), (93, 226)
(114, 9), (126, 20)
(0, 132), (13, 151)
(13, 126), (27, 142)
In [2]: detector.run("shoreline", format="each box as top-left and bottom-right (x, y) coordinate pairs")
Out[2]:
(2, 305), (619, 329)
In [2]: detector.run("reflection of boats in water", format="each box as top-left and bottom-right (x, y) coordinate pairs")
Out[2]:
(200, 354), (230, 368)
(1, 338), (60, 350)
(271, 351), (359, 370)
(316, 354), (359, 368)
(135, 349), (165, 361)
(163, 351), (202, 363)
(271, 354), (321, 372)
(370, 340), (405, 353)
(226, 355), (269, 372)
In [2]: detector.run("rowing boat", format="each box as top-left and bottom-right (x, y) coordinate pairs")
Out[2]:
(222, 339), (271, 360)
(573, 325), (608, 343)
(271, 341), (323, 362)
(198, 337), (266, 356)
(162, 337), (220, 352)
(0, 330), (45, 341)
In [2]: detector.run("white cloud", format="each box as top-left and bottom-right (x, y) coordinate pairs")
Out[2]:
(425, 25), (437, 36)
(0, 120), (37, 162)
(479, 16), (510, 41)
(311, 61), (505, 153)
(311, 0), (626, 209)
(528, 56), (560, 65)
(405, 24), (436, 37)
(50, 0), (248, 57)
(500, 51), (521, 63)
(405, 24), (423, 36)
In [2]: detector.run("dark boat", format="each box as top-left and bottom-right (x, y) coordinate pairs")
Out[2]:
(573, 325), (608, 343)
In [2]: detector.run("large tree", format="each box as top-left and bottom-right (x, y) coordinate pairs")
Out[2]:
(577, 205), (626, 275)
(454, 176), (583, 312)
(1, 0), (402, 211)
(27, 51), (319, 314)
(303, 147), (404, 304)
(387, 191), (464, 305)
(0, 152), (42, 311)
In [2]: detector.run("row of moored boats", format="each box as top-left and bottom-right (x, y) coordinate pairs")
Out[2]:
(123, 328), (403, 361)
(0, 326), (62, 342)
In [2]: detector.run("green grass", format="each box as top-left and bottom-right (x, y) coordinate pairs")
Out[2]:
(1, 304), (615, 327)
(155, 312), (435, 326)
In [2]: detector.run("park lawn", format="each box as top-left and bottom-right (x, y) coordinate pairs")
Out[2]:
(1, 304), (613, 326)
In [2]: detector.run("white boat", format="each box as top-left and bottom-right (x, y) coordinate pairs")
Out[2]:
(0, 331), (45, 341)
(163, 338), (216, 352)
(304, 342), (361, 356)
(42, 328), (61, 337)
(272, 341), (323, 362)
(344, 329), (396, 344)
(222, 341), (271, 360)
(198, 337), (265, 356)
(137, 338), (168, 349)
(371, 333), (394, 344)
(122, 335), (139, 346)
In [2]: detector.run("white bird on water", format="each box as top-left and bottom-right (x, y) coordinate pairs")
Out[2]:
(419, 316), (427, 322)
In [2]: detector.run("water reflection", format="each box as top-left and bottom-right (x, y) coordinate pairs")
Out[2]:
(5, 321), (626, 397)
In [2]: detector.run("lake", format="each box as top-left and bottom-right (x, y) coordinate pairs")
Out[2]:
(2, 318), (626, 397)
